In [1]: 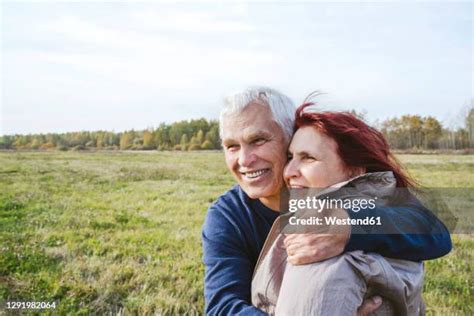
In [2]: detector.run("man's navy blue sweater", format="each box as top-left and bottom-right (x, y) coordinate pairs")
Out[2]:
(202, 185), (452, 315)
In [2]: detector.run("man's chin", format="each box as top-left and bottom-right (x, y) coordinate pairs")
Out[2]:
(241, 186), (277, 200)
(241, 187), (265, 200)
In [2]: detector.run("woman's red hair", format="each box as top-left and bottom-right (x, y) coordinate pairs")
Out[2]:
(295, 102), (417, 188)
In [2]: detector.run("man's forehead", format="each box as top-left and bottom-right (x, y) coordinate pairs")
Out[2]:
(221, 102), (285, 140)
(222, 123), (274, 140)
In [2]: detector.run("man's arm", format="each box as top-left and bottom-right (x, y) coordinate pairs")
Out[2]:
(284, 198), (452, 264)
(202, 207), (266, 315)
(345, 198), (452, 261)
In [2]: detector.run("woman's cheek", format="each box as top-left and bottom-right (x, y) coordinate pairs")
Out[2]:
(307, 165), (323, 187)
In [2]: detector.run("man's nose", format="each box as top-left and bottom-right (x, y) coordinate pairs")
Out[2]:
(238, 146), (256, 167)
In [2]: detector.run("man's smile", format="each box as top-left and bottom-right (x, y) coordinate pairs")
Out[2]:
(240, 168), (270, 179)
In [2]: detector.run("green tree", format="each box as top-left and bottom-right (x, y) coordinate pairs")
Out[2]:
(423, 117), (442, 149)
(466, 108), (474, 147)
(96, 133), (105, 148)
(190, 136), (200, 146)
(120, 132), (133, 150)
(196, 130), (204, 145)
(402, 115), (423, 148)
(205, 125), (221, 149)
(13, 135), (30, 149)
(201, 140), (214, 150)
(30, 137), (42, 149)
(0, 135), (13, 149)
(143, 130), (155, 149)
(180, 134), (188, 151)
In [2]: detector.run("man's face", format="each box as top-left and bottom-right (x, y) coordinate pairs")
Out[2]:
(221, 102), (289, 207)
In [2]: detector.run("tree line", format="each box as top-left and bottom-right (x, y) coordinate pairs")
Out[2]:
(379, 113), (473, 150)
(0, 118), (221, 151)
(1, 109), (473, 151)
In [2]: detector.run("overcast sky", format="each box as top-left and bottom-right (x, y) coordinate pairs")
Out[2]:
(1, 1), (472, 135)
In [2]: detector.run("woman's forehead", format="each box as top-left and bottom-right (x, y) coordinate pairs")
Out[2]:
(290, 126), (338, 153)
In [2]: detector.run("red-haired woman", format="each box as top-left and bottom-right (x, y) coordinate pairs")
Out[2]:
(251, 101), (451, 315)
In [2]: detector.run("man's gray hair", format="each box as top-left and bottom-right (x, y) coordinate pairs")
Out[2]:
(220, 86), (296, 141)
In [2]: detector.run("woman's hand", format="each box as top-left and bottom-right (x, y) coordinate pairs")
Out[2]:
(283, 230), (350, 265)
(357, 296), (383, 316)
(283, 207), (351, 265)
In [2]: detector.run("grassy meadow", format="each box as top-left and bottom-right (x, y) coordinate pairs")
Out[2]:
(0, 151), (472, 315)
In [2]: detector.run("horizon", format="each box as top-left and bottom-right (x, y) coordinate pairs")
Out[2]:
(0, 110), (471, 137)
(1, 1), (472, 136)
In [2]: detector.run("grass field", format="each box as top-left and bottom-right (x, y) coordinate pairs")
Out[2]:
(0, 152), (472, 315)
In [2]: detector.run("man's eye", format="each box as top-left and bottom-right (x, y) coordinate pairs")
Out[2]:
(226, 144), (239, 151)
(303, 155), (316, 161)
(253, 138), (266, 145)
(287, 154), (293, 160)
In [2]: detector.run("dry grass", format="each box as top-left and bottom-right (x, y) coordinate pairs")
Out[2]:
(0, 152), (472, 314)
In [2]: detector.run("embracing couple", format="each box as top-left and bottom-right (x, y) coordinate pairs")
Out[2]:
(202, 87), (452, 315)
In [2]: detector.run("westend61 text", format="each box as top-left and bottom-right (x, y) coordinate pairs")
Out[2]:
(289, 216), (382, 226)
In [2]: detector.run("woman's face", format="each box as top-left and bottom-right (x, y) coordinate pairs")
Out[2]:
(284, 126), (354, 188)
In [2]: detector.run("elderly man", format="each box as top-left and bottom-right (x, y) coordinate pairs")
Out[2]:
(202, 87), (451, 315)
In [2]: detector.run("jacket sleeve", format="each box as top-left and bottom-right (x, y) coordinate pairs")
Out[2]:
(344, 197), (452, 261)
(202, 207), (267, 316)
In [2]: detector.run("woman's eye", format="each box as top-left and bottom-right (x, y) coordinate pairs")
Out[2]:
(287, 154), (293, 160)
(303, 155), (316, 161)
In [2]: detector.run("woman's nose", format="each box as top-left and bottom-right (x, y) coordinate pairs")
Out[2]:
(284, 159), (300, 180)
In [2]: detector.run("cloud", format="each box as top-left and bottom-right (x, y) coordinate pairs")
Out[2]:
(2, 2), (471, 134)
(19, 10), (281, 90)
(131, 9), (254, 33)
